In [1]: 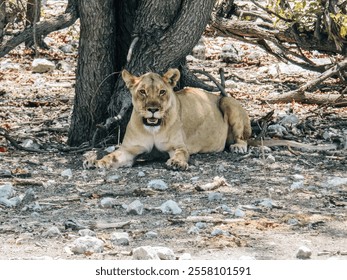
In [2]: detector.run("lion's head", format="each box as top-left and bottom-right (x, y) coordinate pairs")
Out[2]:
(122, 69), (180, 127)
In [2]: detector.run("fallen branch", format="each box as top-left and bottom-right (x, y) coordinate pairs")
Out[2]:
(267, 58), (347, 103)
(0, 1), (78, 57)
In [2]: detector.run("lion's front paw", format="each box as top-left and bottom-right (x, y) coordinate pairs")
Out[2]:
(229, 142), (248, 154)
(95, 158), (114, 169)
(166, 158), (189, 171)
(83, 151), (98, 169)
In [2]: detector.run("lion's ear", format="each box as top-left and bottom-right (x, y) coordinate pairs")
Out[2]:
(163, 68), (180, 87)
(122, 70), (138, 89)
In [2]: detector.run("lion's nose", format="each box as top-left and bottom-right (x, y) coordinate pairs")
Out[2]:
(147, 108), (159, 114)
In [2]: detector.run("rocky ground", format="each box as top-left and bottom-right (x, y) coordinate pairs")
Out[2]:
(0, 1), (346, 260)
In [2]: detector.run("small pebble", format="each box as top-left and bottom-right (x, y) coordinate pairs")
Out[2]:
(188, 226), (200, 235)
(195, 222), (207, 229)
(133, 246), (176, 260)
(234, 208), (246, 218)
(148, 179), (168, 191)
(126, 200), (144, 215)
(296, 246), (312, 259)
(287, 218), (299, 226)
(267, 154), (276, 163)
(70, 236), (104, 254)
(0, 183), (14, 199)
(208, 192), (223, 202)
(179, 253), (192, 260)
(291, 181), (304, 190)
(138, 171), (146, 177)
(145, 231), (158, 238)
(61, 169), (72, 179)
(42, 226), (61, 238)
(211, 228), (224, 236)
(160, 200), (182, 215)
(100, 197), (118, 208)
(111, 232), (130, 246)
(79, 229), (96, 237)
(106, 175), (120, 182)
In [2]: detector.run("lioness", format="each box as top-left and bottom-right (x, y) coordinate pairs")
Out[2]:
(89, 68), (251, 170)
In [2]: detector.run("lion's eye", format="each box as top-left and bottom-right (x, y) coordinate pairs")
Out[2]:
(159, 89), (166, 96)
(139, 89), (146, 96)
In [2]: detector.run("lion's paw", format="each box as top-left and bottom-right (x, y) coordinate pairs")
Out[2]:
(166, 158), (189, 171)
(229, 143), (248, 154)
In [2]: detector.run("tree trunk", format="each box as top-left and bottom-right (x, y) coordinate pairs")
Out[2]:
(67, 0), (117, 146)
(25, 0), (46, 48)
(68, 0), (215, 146)
(0, 0), (5, 43)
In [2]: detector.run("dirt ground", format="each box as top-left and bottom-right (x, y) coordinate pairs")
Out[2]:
(0, 1), (346, 260)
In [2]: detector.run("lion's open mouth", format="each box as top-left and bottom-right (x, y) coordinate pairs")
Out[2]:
(143, 118), (162, 126)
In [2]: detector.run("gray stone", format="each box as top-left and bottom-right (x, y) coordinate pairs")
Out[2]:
(296, 246), (312, 259)
(148, 179), (168, 190)
(188, 226), (200, 235)
(106, 174), (120, 182)
(208, 192), (223, 202)
(258, 198), (276, 209)
(145, 231), (158, 238)
(291, 181), (304, 190)
(60, 44), (74, 53)
(71, 236), (104, 254)
(287, 218), (299, 226)
(126, 200), (144, 215)
(190, 176), (200, 182)
(133, 246), (176, 260)
(32, 58), (55, 73)
(138, 171), (146, 177)
(42, 226), (61, 238)
(192, 38), (206, 60)
(324, 177), (347, 188)
(100, 197), (118, 208)
(0, 197), (19, 207)
(61, 168), (72, 179)
(234, 208), (246, 218)
(79, 229), (96, 237)
(111, 232), (130, 246)
(279, 114), (299, 127)
(0, 183), (14, 199)
(267, 154), (276, 163)
(292, 174), (304, 180)
(268, 124), (288, 137)
(220, 204), (232, 213)
(160, 200), (182, 215)
(105, 146), (116, 153)
(220, 44), (241, 63)
(195, 222), (207, 229)
(211, 229), (224, 236)
(21, 188), (36, 205)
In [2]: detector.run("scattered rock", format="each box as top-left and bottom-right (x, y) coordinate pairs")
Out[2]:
(267, 154), (276, 163)
(279, 114), (299, 127)
(126, 200), (144, 215)
(32, 58), (55, 73)
(296, 246), (312, 259)
(111, 232), (130, 246)
(100, 197), (118, 208)
(70, 236), (104, 254)
(42, 226), (61, 238)
(287, 218), (299, 226)
(192, 37), (206, 60)
(145, 231), (158, 239)
(106, 174), (120, 182)
(208, 192), (223, 202)
(220, 43), (241, 63)
(292, 174), (304, 180)
(79, 229), (96, 237)
(132, 246), (176, 260)
(188, 226), (200, 235)
(195, 222), (207, 229)
(105, 146), (116, 153)
(160, 200), (182, 215)
(291, 181), (304, 190)
(0, 183), (14, 199)
(148, 179), (168, 191)
(0, 170), (12, 178)
(60, 44), (74, 53)
(268, 124), (288, 137)
(324, 177), (347, 188)
(20, 188), (36, 205)
(61, 169), (72, 179)
(211, 228), (224, 236)
(234, 208), (246, 218)
(138, 171), (146, 177)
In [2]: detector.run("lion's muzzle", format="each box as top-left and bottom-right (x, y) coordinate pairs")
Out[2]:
(142, 117), (162, 126)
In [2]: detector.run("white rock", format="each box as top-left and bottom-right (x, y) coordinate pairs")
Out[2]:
(100, 197), (118, 208)
(296, 246), (312, 259)
(111, 232), (130, 246)
(42, 226), (61, 238)
(78, 229), (96, 237)
(293, 174), (304, 180)
(208, 192), (223, 202)
(145, 231), (158, 238)
(324, 177), (347, 188)
(267, 154), (276, 163)
(32, 58), (55, 73)
(160, 200), (182, 215)
(0, 183), (15, 199)
(221, 43), (241, 63)
(132, 246), (176, 260)
(126, 200), (143, 215)
(106, 174), (120, 182)
(291, 181), (304, 190)
(61, 169), (72, 179)
(138, 171), (146, 177)
(71, 236), (104, 254)
(179, 253), (192, 260)
(148, 179), (168, 190)
(234, 208), (246, 218)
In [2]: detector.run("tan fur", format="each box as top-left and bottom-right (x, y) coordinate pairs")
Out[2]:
(92, 69), (251, 170)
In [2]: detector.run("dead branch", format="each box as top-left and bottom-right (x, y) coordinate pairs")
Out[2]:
(0, 1), (78, 57)
(191, 69), (227, 96)
(267, 58), (347, 103)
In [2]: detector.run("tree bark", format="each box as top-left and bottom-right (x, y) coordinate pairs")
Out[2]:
(67, 0), (117, 146)
(0, 0), (5, 43)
